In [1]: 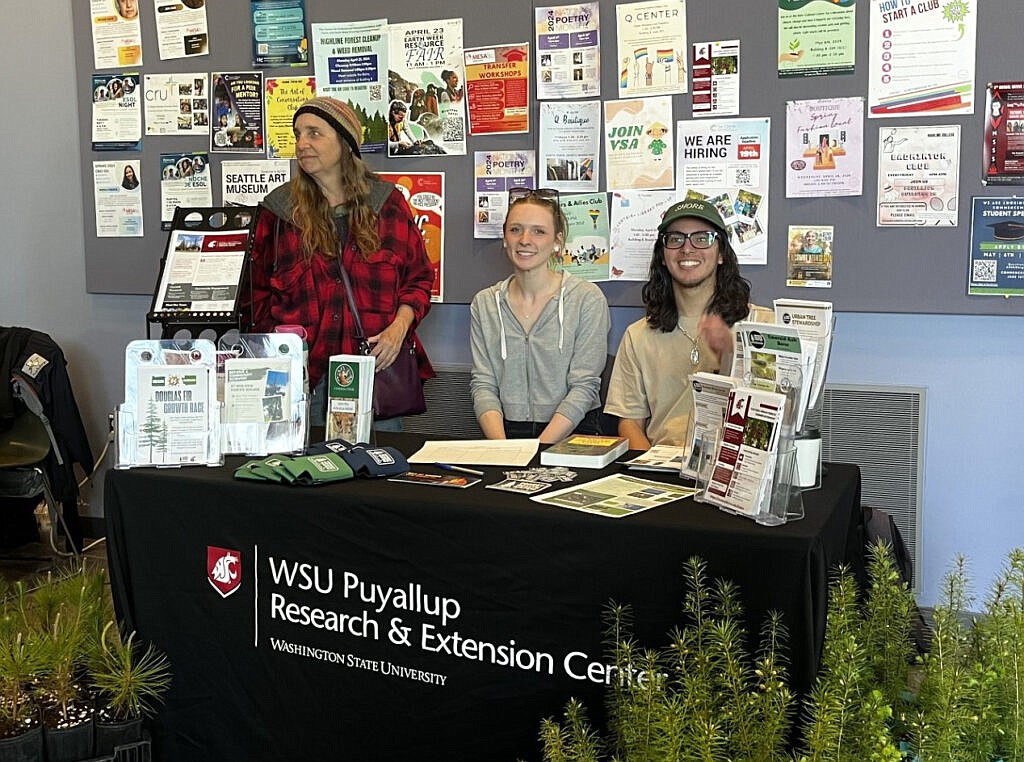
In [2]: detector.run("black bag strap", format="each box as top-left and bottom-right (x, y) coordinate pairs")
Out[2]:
(335, 251), (367, 343)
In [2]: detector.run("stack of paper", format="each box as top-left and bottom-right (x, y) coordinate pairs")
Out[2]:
(326, 354), (375, 443)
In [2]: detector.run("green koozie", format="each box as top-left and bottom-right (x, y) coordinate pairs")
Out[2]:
(281, 452), (354, 485)
(235, 457), (295, 483)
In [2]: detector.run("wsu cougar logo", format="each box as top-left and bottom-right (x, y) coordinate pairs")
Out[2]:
(207, 546), (242, 598)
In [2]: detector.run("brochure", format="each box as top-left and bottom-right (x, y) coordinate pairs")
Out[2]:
(326, 354), (375, 444)
(134, 364), (213, 466)
(732, 321), (809, 431)
(704, 386), (786, 517)
(530, 473), (697, 518)
(682, 372), (736, 479)
(388, 472), (480, 489)
(773, 299), (833, 410)
(622, 444), (688, 472)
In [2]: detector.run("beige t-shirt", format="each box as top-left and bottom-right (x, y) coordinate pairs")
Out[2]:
(604, 306), (773, 446)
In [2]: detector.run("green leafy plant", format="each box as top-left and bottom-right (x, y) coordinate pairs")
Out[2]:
(89, 621), (172, 721)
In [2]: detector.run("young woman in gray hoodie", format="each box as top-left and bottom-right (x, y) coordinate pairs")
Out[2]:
(470, 189), (610, 443)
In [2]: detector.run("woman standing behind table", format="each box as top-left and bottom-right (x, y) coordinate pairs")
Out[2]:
(470, 188), (610, 443)
(249, 96), (434, 426)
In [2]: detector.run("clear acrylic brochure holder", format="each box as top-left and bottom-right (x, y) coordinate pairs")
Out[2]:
(217, 333), (308, 456)
(116, 339), (223, 468)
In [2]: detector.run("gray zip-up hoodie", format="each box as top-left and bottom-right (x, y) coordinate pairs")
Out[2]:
(469, 271), (610, 427)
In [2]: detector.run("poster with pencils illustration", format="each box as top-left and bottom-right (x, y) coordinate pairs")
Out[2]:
(311, 19), (389, 154)
(604, 96), (674, 191)
(387, 18), (466, 157)
(211, 72), (266, 153)
(615, 0), (687, 98)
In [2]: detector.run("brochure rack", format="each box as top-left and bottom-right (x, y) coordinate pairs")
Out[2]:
(116, 339), (223, 469)
(218, 333), (308, 456)
(146, 206), (258, 341)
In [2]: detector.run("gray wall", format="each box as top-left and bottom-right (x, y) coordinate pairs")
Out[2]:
(3, 4), (1023, 609)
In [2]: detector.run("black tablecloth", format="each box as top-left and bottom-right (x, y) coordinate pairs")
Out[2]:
(105, 433), (863, 761)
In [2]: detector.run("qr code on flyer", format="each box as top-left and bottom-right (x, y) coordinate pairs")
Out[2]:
(368, 84), (382, 102)
(443, 118), (465, 143)
(972, 259), (998, 283)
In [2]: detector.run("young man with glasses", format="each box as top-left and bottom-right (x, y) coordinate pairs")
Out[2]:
(604, 199), (772, 450)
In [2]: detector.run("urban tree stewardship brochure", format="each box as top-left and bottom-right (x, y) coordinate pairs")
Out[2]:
(785, 97), (863, 198)
(675, 117), (771, 265)
(604, 96), (674, 191)
(615, 0), (687, 98)
(876, 124), (960, 226)
(530, 473), (696, 518)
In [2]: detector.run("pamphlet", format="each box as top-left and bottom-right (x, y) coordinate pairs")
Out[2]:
(622, 444), (688, 472)
(134, 364), (212, 466)
(223, 357), (291, 424)
(388, 472), (480, 489)
(682, 372), (736, 478)
(531, 473), (697, 518)
(773, 299), (833, 410)
(704, 387), (786, 517)
(486, 478), (551, 495)
(326, 354), (375, 444)
(732, 321), (809, 431)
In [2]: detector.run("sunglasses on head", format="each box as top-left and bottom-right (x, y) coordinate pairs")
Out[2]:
(660, 230), (719, 250)
(508, 187), (560, 205)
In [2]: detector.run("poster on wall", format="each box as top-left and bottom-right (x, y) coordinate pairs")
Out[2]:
(608, 189), (676, 280)
(675, 117), (771, 265)
(868, 0), (975, 117)
(472, 151), (536, 239)
(93, 160), (143, 237)
(967, 196), (1024, 297)
(615, 0), (687, 98)
(311, 19), (388, 154)
(560, 193), (609, 282)
(387, 18), (467, 157)
(786, 225), (834, 288)
(144, 73), (210, 136)
(154, 0), (209, 60)
(265, 76), (316, 158)
(539, 101), (601, 192)
(91, 0), (142, 69)
(250, 0), (307, 68)
(378, 173), (445, 302)
(535, 2), (601, 100)
(876, 124), (960, 226)
(691, 40), (739, 118)
(91, 72), (142, 151)
(604, 96), (674, 191)
(785, 97), (864, 198)
(464, 43), (530, 136)
(160, 152), (212, 230)
(211, 72), (266, 153)
(982, 81), (1024, 186)
(777, 0), (855, 78)
(221, 160), (290, 206)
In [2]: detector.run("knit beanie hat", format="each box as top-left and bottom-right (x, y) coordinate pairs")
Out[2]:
(293, 96), (363, 157)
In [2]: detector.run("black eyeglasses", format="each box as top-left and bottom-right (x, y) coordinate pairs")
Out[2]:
(660, 230), (719, 250)
(508, 187), (560, 205)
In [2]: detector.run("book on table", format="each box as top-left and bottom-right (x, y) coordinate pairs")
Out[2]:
(540, 434), (629, 468)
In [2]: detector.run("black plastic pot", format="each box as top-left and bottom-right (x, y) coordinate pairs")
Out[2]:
(0, 724), (43, 762)
(93, 716), (143, 756)
(42, 717), (93, 762)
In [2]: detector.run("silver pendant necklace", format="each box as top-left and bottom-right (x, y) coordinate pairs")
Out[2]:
(678, 324), (701, 365)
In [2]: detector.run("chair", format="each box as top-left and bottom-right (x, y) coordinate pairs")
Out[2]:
(0, 372), (78, 559)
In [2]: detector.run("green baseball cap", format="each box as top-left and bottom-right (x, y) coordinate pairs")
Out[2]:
(658, 199), (727, 234)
